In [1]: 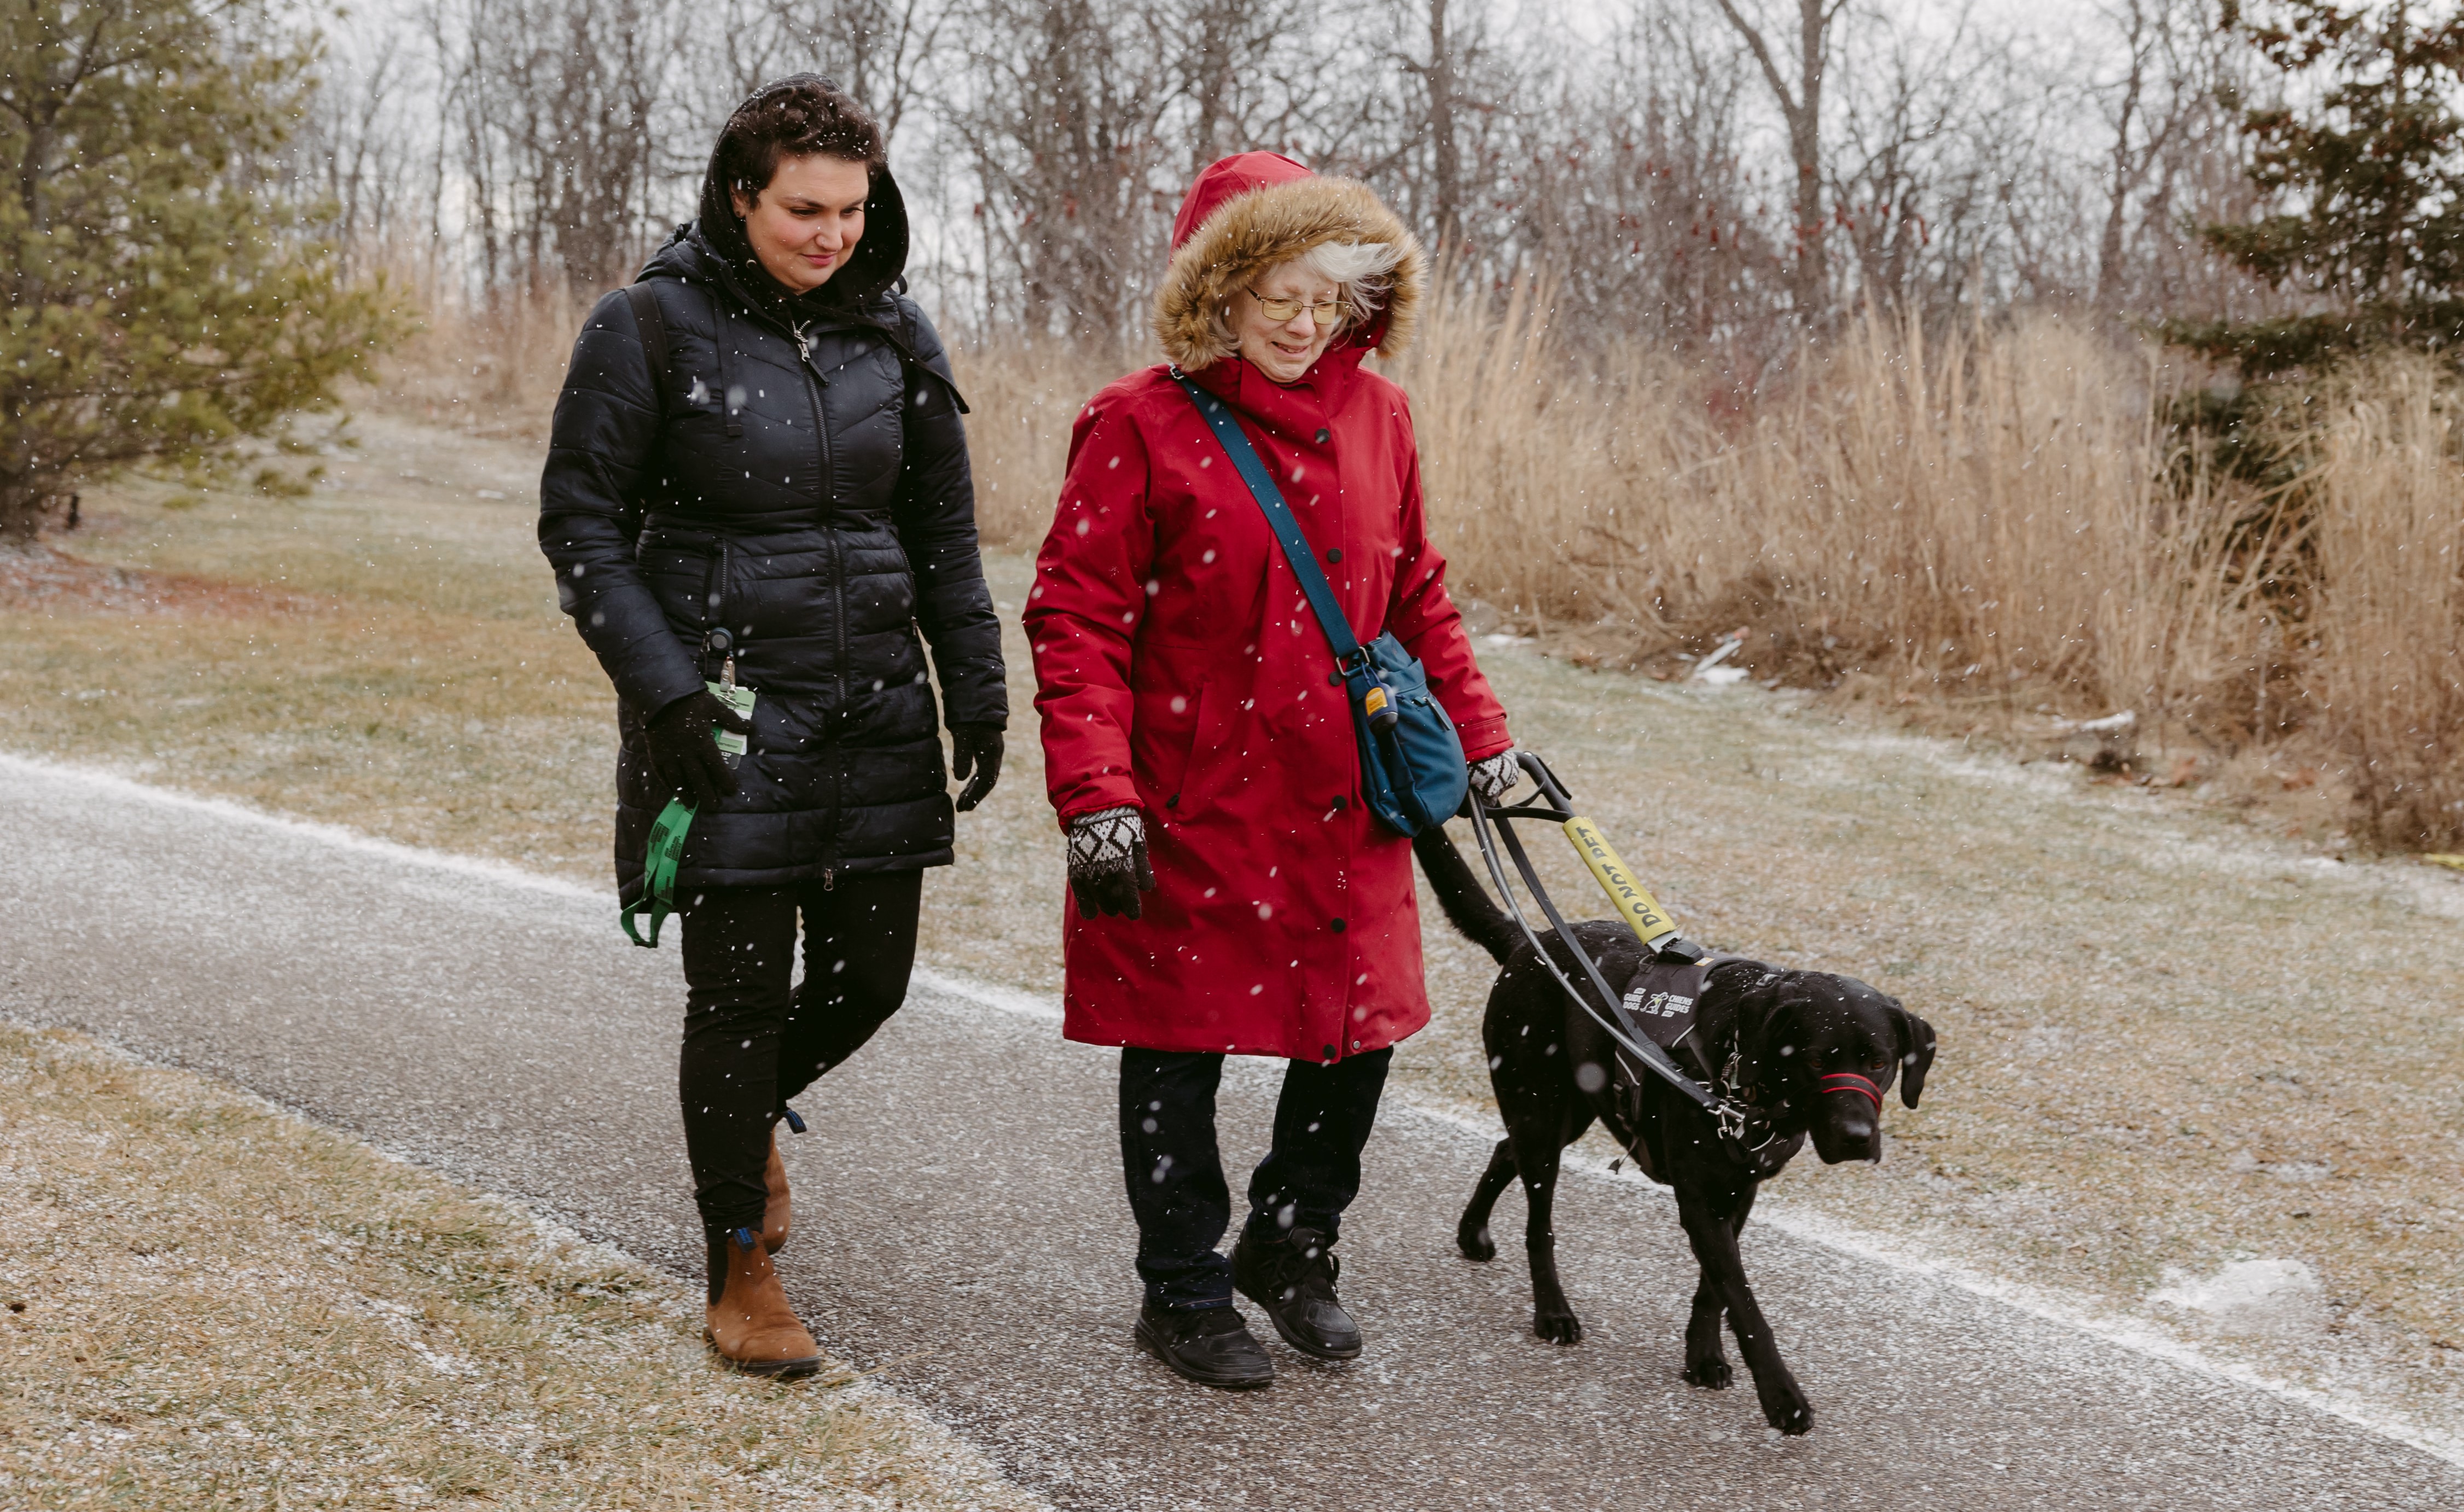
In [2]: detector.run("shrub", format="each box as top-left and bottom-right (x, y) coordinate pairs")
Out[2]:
(0, 0), (403, 539)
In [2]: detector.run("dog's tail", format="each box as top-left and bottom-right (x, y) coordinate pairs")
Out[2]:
(1411, 825), (1522, 966)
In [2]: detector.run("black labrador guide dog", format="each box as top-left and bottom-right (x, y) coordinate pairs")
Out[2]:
(1413, 827), (1937, 1437)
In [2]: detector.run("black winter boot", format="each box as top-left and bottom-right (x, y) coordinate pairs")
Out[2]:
(1133, 1301), (1275, 1389)
(1231, 1225), (1362, 1360)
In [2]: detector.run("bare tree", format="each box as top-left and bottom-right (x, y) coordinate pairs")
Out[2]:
(304, 0), (2296, 356)
(1413, 0), (1467, 246)
(955, 0), (1176, 336)
(756, 0), (944, 142)
(2094, 0), (2183, 304)
(429, 0), (689, 295)
(295, 26), (432, 277)
(1383, 0), (1522, 253)
(1172, 0), (1336, 175)
(1712, 0), (1847, 322)
(1824, 5), (2009, 315)
(1502, 3), (1787, 354)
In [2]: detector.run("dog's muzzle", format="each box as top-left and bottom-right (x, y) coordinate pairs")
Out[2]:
(1814, 1072), (1885, 1162)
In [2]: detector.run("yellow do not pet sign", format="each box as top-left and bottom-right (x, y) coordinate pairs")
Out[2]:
(1562, 816), (1680, 948)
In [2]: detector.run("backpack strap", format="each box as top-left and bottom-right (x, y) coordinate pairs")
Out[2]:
(625, 282), (670, 422)
(1171, 371), (1365, 672)
(856, 293), (971, 414)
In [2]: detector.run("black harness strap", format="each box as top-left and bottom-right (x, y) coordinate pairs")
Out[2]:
(851, 305), (972, 414)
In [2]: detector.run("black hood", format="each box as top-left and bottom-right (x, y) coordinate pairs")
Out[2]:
(646, 107), (910, 320)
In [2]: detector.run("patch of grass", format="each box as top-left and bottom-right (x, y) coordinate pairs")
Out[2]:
(0, 417), (615, 877)
(0, 1023), (1044, 1511)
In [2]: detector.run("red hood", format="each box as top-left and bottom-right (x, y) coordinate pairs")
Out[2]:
(1170, 152), (1315, 252)
(1153, 153), (1423, 372)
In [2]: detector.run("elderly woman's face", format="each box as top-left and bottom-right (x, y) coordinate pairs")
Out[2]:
(731, 154), (870, 293)
(1231, 259), (1344, 385)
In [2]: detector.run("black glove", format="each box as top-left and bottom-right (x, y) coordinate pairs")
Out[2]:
(643, 690), (752, 810)
(1067, 806), (1157, 920)
(950, 724), (1004, 812)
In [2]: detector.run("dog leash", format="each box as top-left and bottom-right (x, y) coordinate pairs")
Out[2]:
(620, 798), (694, 947)
(1465, 753), (1783, 1164)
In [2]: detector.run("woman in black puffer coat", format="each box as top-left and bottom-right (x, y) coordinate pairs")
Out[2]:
(539, 76), (1006, 1376)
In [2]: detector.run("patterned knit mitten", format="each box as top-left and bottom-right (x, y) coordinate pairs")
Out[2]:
(1468, 749), (1522, 805)
(1066, 806), (1157, 920)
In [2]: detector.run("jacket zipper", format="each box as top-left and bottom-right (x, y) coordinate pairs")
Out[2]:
(795, 321), (850, 877)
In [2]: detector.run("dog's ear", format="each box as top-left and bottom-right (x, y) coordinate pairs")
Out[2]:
(1893, 1005), (1937, 1109)
(1733, 973), (1805, 1092)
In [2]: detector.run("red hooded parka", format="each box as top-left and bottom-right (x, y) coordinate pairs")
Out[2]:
(1025, 153), (1511, 1063)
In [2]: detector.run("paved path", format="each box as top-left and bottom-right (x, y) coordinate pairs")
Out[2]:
(5, 757), (2455, 1510)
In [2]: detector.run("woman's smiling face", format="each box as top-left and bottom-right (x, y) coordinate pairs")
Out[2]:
(731, 154), (871, 293)
(1231, 259), (1344, 385)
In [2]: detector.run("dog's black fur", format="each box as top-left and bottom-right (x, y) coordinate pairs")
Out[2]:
(1414, 827), (1937, 1436)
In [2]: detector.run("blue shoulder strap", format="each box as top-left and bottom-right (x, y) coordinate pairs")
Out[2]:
(1171, 373), (1365, 670)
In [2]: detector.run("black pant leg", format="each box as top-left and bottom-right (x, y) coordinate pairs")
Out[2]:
(1243, 1046), (1394, 1247)
(776, 869), (923, 1107)
(678, 885), (801, 1237)
(1119, 1048), (1234, 1310)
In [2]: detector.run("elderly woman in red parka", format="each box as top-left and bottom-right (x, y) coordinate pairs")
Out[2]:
(1026, 152), (1521, 1390)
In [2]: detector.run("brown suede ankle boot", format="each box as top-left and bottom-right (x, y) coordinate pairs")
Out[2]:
(705, 1226), (821, 1377)
(762, 1132), (791, 1254)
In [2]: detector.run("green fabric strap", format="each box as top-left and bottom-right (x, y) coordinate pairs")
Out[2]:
(620, 799), (695, 947)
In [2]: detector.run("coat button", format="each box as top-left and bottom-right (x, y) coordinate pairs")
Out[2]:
(1323, 1043), (1338, 1059)
(1165, 793), (1179, 809)
(1326, 547), (1343, 563)
(1315, 428), (1330, 444)
(1330, 917), (1346, 933)
(1330, 794), (1349, 811)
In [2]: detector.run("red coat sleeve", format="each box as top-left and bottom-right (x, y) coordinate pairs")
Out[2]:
(1385, 396), (1512, 760)
(1026, 393), (1157, 825)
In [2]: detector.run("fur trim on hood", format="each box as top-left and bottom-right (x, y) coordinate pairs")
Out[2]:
(1153, 161), (1423, 372)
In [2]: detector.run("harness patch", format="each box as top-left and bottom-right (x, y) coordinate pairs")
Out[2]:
(1616, 959), (1713, 1065)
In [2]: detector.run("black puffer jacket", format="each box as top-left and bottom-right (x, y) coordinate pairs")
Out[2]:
(540, 151), (1004, 901)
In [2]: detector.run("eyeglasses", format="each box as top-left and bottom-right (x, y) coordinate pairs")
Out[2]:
(1246, 289), (1347, 328)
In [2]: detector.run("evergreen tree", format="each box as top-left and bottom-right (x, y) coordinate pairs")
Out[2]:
(2165, 0), (2464, 377)
(1, 0), (400, 539)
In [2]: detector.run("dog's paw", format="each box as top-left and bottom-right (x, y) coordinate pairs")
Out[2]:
(1532, 1310), (1584, 1345)
(1456, 1224), (1496, 1263)
(1683, 1356), (1733, 1391)
(1760, 1388), (1814, 1437)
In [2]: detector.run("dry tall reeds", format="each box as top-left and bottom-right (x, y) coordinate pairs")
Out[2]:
(1382, 284), (2289, 736)
(950, 339), (1128, 549)
(372, 262), (587, 438)
(2307, 359), (2464, 848)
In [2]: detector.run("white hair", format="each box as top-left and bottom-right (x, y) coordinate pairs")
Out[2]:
(1296, 240), (1403, 326)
